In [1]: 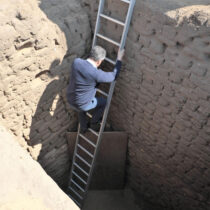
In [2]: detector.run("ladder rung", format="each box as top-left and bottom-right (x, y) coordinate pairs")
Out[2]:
(76, 153), (92, 167)
(74, 163), (89, 176)
(71, 179), (85, 192)
(79, 134), (96, 148)
(77, 144), (94, 158)
(121, 0), (130, 4)
(86, 112), (92, 118)
(68, 193), (82, 207)
(69, 187), (84, 200)
(88, 128), (99, 137)
(96, 33), (120, 46)
(96, 88), (108, 97)
(100, 14), (125, 26)
(104, 57), (116, 65)
(72, 171), (88, 185)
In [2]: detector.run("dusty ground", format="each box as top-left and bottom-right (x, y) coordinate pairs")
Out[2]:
(0, 125), (79, 210)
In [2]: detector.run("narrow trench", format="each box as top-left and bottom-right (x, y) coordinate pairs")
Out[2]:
(33, 1), (210, 210)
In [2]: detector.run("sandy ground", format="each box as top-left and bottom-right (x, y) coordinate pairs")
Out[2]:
(83, 190), (141, 210)
(0, 195), (49, 210)
(0, 125), (79, 210)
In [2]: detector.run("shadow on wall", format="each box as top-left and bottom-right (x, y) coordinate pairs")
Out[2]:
(28, 0), (91, 188)
(28, 58), (77, 188)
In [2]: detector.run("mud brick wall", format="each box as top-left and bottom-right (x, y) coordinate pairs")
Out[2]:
(0, 0), (91, 188)
(83, 0), (210, 209)
(112, 3), (210, 210)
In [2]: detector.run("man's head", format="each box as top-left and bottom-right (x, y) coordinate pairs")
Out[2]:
(89, 45), (106, 67)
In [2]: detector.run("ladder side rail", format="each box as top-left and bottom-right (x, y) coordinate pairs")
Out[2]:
(69, 186), (83, 200)
(73, 162), (89, 176)
(92, 0), (105, 48)
(70, 196), (82, 208)
(119, 0), (136, 50)
(68, 124), (82, 193)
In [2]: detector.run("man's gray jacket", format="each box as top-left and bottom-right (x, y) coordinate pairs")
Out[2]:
(67, 58), (121, 110)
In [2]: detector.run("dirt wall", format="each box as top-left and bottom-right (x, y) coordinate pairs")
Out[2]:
(0, 0), (91, 187)
(83, 0), (210, 209)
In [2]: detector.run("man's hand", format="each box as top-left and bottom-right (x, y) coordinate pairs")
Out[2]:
(117, 49), (125, 61)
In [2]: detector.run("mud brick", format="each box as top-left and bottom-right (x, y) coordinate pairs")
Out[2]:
(191, 62), (208, 77)
(150, 38), (166, 54)
(190, 73), (209, 92)
(194, 87), (210, 100)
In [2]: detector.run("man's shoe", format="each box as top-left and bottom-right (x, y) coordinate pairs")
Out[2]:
(80, 121), (90, 134)
(90, 123), (101, 132)
(80, 127), (87, 134)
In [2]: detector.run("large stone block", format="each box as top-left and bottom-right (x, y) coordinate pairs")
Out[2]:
(66, 132), (127, 190)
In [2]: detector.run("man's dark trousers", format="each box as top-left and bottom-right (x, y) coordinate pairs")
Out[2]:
(79, 97), (106, 131)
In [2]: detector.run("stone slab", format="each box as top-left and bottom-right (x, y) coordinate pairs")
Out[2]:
(66, 132), (127, 190)
(83, 189), (141, 210)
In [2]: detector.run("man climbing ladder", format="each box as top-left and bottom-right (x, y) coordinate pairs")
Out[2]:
(67, 46), (124, 133)
(67, 0), (136, 208)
